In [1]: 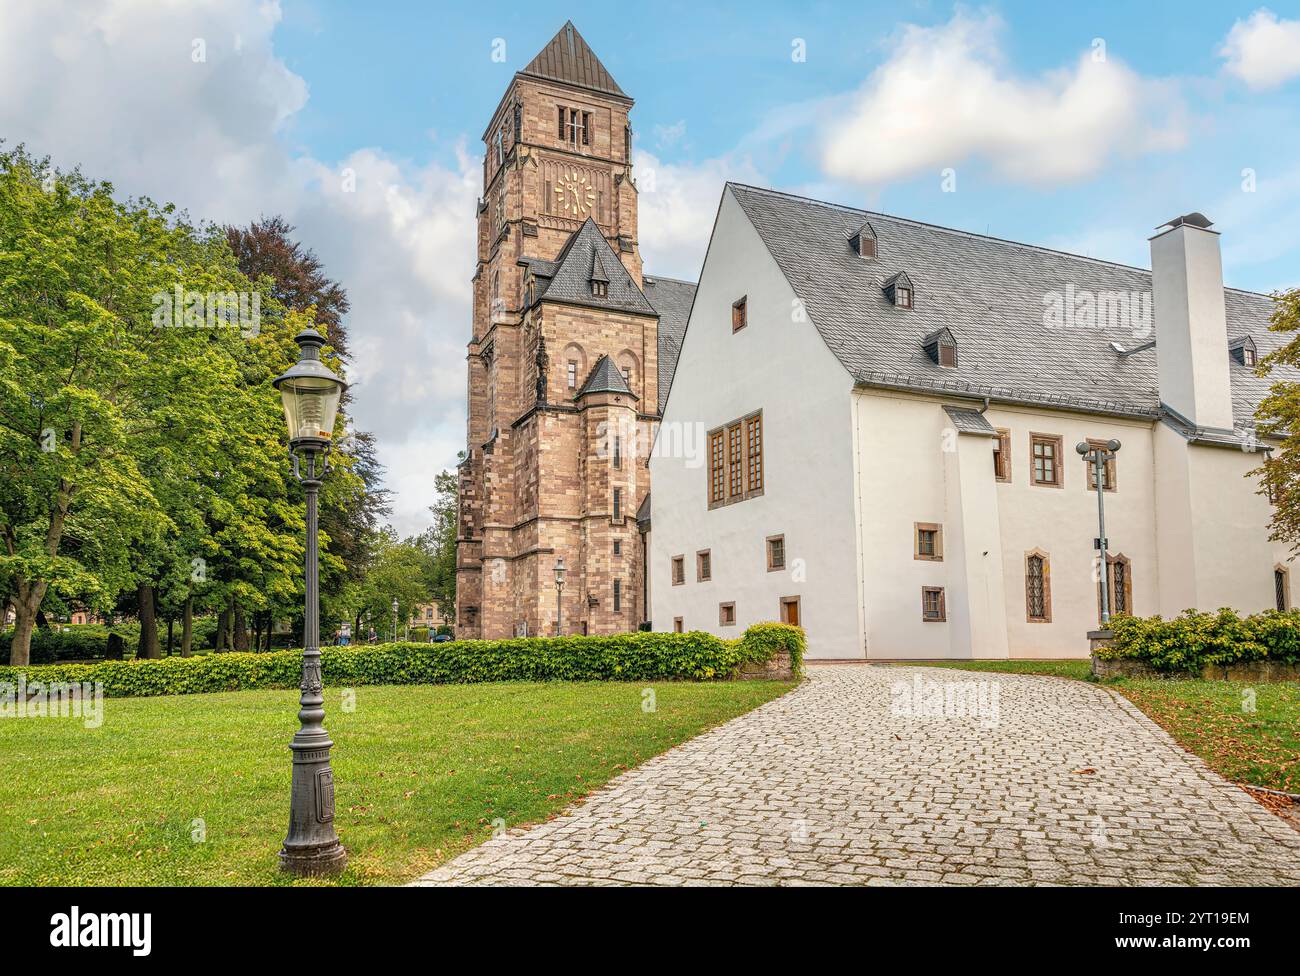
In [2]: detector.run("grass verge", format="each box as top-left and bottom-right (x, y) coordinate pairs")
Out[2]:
(0, 679), (793, 886)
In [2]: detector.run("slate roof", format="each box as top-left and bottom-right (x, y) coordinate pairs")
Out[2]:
(943, 406), (999, 437)
(728, 183), (1289, 432)
(643, 275), (697, 414)
(519, 21), (628, 100)
(534, 218), (657, 317)
(576, 354), (636, 399)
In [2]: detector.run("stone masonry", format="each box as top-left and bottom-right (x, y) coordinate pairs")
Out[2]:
(415, 666), (1300, 886)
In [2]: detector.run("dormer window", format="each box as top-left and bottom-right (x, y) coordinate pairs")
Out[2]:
(591, 280), (608, 298)
(1230, 335), (1258, 367)
(851, 222), (877, 260)
(883, 271), (915, 310)
(922, 327), (958, 368)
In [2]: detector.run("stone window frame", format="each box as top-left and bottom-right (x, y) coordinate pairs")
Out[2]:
(673, 617), (684, 633)
(611, 487), (623, 524)
(671, 555), (685, 586)
(914, 522), (943, 562)
(719, 601), (737, 627)
(779, 595), (801, 627)
(1024, 548), (1052, 623)
(1029, 432), (1064, 488)
(613, 578), (622, 613)
(1099, 553), (1133, 621)
(707, 410), (764, 510)
(921, 586), (946, 623)
(1084, 438), (1118, 492)
(766, 534), (785, 572)
(613, 540), (622, 556)
(993, 428), (1012, 483)
(696, 549), (712, 582)
(1274, 564), (1290, 611)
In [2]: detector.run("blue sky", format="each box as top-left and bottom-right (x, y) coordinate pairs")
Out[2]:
(4, 1), (1300, 532)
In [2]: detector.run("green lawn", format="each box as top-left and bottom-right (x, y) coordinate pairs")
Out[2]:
(0, 679), (793, 886)
(911, 660), (1299, 794)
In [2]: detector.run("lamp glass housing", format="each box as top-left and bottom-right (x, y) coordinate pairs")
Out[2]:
(279, 376), (342, 444)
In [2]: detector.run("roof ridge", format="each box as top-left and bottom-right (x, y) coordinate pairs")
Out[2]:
(725, 182), (1275, 299)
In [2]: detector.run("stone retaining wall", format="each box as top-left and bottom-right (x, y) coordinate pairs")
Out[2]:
(736, 651), (794, 681)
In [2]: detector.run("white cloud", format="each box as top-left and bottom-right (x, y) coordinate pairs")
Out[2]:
(0, 0), (477, 536)
(1219, 9), (1300, 90)
(634, 150), (762, 280)
(821, 11), (1185, 186)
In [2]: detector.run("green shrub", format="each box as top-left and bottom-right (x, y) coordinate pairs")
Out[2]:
(0, 623), (806, 698)
(737, 621), (806, 675)
(1, 618), (223, 664)
(1099, 608), (1300, 673)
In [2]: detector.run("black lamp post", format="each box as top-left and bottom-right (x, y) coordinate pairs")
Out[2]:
(554, 557), (566, 636)
(273, 328), (348, 876)
(1077, 438), (1122, 627)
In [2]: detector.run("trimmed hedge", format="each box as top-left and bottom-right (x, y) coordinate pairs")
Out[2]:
(1, 619), (221, 664)
(1097, 609), (1300, 673)
(0, 623), (805, 698)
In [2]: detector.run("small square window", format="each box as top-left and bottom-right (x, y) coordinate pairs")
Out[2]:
(719, 602), (736, 627)
(732, 296), (747, 333)
(766, 535), (785, 572)
(671, 555), (685, 586)
(613, 540), (622, 556)
(1244, 348), (1257, 367)
(697, 549), (711, 581)
(922, 587), (946, 622)
(896, 287), (912, 309)
(914, 523), (942, 561)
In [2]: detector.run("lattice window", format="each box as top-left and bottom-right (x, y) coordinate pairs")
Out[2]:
(746, 415), (763, 493)
(708, 430), (725, 504)
(727, 423), (743, 500)
(922, 587), (946, 622)
(1026, 555), (1047, 620)
(1031, 434), (1062, 486)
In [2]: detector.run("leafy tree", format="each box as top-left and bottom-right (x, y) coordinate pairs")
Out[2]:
(1254, 287), (1300, 550)
(348, 528), (434, 642)
(0, 147), (277, 665)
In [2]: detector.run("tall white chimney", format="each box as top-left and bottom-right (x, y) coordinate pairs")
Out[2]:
(1149, 213), (1234, 431)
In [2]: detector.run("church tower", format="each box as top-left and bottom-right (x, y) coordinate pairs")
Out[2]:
(456, 22), (665, 638)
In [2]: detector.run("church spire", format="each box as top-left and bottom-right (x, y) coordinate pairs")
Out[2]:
(519, 21), (628, 99)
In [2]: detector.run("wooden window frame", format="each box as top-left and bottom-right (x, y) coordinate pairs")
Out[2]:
(921, 586), (946, 623)
(1024, 548), (1052, 623)
(696, 549), (711, 582)
(673, 617), (684, 633)
(1274, 564), (1290, 611)
(1029, 433), (1064, 488)
(732, 296), (747, 333)
(779, 596), (801, 627)
(993, 428), (1012, 483)
(766, 534), (785, 572)
(1244, 348), (1257, 367)
(718, 602), (736, 627)
(914, 522), (943, 562)
(671, 555), (685, 586)
(896, 287), (913, 309)
(567, 360), (577, 390)
(707, 410), (764, 510)
(1085, 438), (1117, 492)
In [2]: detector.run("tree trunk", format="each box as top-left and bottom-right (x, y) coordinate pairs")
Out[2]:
(233, 604), (250, 651)
(137, 582), (161, 659)
(166, 616), (175, 656)
(215, 607), (229, 651)
(7, 579), (48, 667)
(181, 596), (193, 657)
(36, 609), (51, 630)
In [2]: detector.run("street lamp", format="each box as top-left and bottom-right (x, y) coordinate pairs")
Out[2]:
(1077, 439), (1122, 628)
(392, 597), (399, 643)
(554, 557), (566, 636)
(272, 327), (348, 877)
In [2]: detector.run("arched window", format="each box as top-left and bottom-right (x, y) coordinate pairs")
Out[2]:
(563, 343), (587, 397)
(616, 349), (639, 395)
(1275, 564), (1290, 611)
(1100, 554), (1133, 620)
(1025, 549), (1051, 622)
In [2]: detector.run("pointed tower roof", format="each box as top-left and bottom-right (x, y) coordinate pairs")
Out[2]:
(536, 218), (656, 316)
(520, 21), (628, 100)
(576, 354), (637, 400)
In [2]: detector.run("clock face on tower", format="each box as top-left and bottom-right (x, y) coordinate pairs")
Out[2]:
(554, 169), (597, 217)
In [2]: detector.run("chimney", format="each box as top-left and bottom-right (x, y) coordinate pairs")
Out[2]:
(1149, 212), (1234, 431)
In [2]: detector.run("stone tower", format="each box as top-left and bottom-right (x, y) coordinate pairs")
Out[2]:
(456, 22), (686, 638)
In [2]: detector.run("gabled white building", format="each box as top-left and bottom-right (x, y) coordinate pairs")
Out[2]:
(647, 184), (1293, 659)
